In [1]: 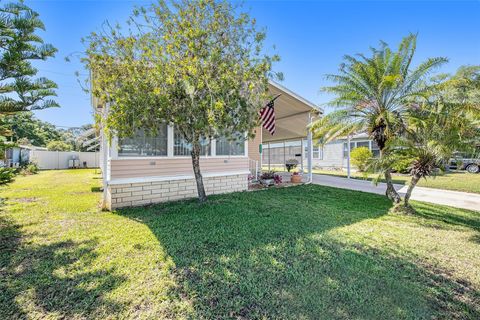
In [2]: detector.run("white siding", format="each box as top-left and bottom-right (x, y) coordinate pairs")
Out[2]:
(311, 141), (345, 169)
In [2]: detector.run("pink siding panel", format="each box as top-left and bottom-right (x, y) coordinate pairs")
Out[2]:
(110, 157), (248, 179)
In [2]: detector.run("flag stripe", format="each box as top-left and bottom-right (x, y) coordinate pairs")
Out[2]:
(259, 98), (276, 135)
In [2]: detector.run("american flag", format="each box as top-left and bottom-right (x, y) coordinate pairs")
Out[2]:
(259, 95), (279, 135)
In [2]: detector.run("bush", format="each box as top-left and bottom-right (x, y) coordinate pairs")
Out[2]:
(350, 147), (373, 172)
(47, 140), (73, 151)
(392, 158), (413, 174)
(20, 162), (39, 175)
(0, 167), (17, 184)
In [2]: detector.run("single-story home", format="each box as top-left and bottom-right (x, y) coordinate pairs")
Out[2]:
(96, 81), (322, 209)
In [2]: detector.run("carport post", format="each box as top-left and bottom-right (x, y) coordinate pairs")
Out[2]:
(347, 135), (351, 179)
(300, 139), (304, 173)
(307, 113), (313, 182)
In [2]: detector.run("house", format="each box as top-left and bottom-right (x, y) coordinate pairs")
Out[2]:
(96, 81), (322, 209)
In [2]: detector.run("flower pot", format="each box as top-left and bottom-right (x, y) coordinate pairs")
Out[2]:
(291, 174), (302, 183)
(261, 178), (274, 186)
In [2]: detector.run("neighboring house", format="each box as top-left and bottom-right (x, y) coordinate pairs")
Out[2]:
(3, 144), (47, 167)
(311, 133), (379, 170)
(96, 81), (322, 209)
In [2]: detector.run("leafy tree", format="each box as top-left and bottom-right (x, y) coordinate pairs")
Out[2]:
(84, 0), (279, 202)
(0, 111), (61, 146)
(0, 1), (59, 113)
(59, 124), (98, 151)
(311, 34), (447, 203)
(47, 140), (72, 151)
(350, 146), (372, 172)
(439, 65), (480, 109)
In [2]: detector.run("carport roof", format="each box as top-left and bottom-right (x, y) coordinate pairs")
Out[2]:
(262, 81), (322, 143)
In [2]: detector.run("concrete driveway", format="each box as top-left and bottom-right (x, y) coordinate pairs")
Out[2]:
(311, 174), (480, 212)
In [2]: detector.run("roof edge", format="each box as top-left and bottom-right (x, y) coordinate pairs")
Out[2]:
(268, 80), (323, 114)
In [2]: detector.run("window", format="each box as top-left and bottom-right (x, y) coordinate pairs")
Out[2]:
(305, 145), (323, 159)
(173, 128), (210, 156)
(371, 141), (380, 157)
(216, 134), (245, 156)
(343, 140), (380, 158)
(118, 124), (168, 157)
(314, 146), (323, 159)
(302, 140), (323, 159)
(356, 141), (370, 149)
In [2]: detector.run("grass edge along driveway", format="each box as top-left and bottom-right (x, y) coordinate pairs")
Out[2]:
(1, 169), (479, 319)
(308, 169), (480, 194)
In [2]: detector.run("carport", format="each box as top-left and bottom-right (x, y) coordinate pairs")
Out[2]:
(261, 81), (322, 182)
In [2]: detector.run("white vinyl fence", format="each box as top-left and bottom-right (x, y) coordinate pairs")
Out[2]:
(29, 150), (100, 170)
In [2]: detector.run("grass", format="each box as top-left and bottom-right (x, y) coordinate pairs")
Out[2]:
(309, 169), (480, 194)
(1, 169), (479, 319)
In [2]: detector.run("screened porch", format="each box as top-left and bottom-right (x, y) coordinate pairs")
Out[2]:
(250, 81), (322, 183)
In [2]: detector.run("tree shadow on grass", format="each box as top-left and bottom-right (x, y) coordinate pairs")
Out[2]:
(0, 215), (126, 319)
(117, 184), (480, 319)
(412, 201), (480, 232)
(91, 186), (102, 193)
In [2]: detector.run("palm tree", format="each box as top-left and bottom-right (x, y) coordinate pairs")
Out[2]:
(311, 34), (447, 203)
(387, 96), (478, 211)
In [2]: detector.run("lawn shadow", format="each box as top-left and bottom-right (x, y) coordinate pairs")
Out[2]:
(91, 186), (102, 193)
(470, 234), (480, 244)
(0, 215), (27, 318)
(116, 184), (480, 319)
(413, 201), (480, 232)
(1, 212), (126, 319)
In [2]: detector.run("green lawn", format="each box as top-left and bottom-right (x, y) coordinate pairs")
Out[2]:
(1, 170), (479, 319)
(309, 169), (480, 194)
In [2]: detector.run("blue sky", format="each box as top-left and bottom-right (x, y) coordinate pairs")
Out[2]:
(26, 0), (480, 128)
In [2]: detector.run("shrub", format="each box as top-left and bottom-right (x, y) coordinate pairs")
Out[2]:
(47, 140), (73, 151)
(20, 162), (39, 175)
(350, 147), (373, 172)
(0, 167), (17, 184)
(392, 158), (413, 174)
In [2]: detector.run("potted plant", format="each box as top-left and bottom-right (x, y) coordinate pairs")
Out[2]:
(260, 171), (282, 186)
(285, 159), (299, 172)
(290, 171), (302, 183)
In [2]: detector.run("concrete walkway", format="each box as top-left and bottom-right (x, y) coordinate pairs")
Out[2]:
(311, 174), (480, 212)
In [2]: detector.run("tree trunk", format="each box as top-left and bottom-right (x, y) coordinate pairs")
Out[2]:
(404, 174), (420, 207)
(191, 139), (207, 203)
(384, 169), (401, 204)
(378, 147), (401, 204)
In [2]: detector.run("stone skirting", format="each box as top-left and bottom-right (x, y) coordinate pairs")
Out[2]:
(107, 173), (248, 209)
